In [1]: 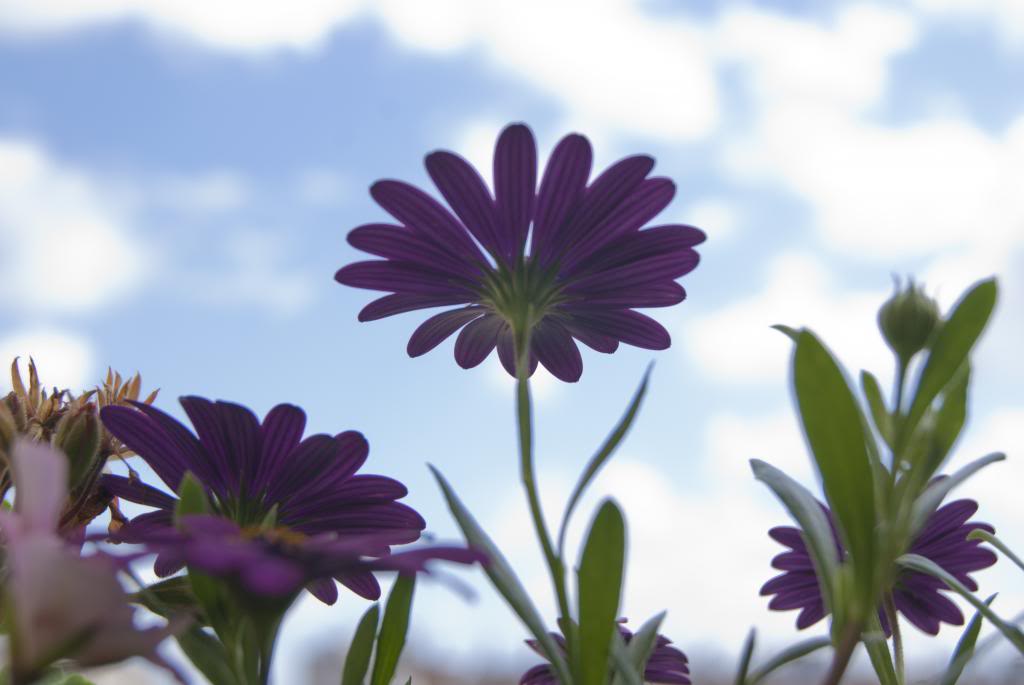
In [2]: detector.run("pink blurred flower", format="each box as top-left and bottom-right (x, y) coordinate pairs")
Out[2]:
(0, 439), (185, 682)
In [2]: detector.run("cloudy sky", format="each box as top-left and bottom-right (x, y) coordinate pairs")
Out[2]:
(2, 0), (1023, 682)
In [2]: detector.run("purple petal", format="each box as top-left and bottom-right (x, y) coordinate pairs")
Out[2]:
(100, 474), (177, 510)
(240, 557), (306, 597)
(532, 319), (583, 382)
(496, 327), (538, 378)
(370, 180), (487, 264)
(99, 406), (192, 494)
(565, 310), (670, 350)
(357, 293), (472, 322)
(570, 282), (687, 309)
(494, 123), (537, 259)
(454, 314), (504, 369)
(531, 134), (592, 258)
(347, 223), (481, 278)
(306, 578), (339, 605)
(424, 152), (502, 257)
(407, 307), (486, 357)
(335, 260), (477, 297)
(336, 570), (381, 600)
(263, 435), (339, 505)
(252, 403), (306, 495)
(566, 224), (706, 277)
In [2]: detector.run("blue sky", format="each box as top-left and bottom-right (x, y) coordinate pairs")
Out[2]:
(1, 1), (1023, 682)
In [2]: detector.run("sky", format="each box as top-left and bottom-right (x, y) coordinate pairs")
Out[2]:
(1, 0), (1024, 682)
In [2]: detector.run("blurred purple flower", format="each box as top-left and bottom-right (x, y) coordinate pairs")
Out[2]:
(141, 514), (483, 603)
(99, 397), (426, 602)
(520, 621), (690, 685)
(335, 123), (705, 382)
(761, 499), (996, 635)
(0, 440), (184, 680)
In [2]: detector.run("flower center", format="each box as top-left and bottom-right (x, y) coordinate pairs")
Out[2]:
(479, 257), (565, 333)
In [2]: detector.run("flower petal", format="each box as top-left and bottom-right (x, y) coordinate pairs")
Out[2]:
(454, 314), (504, 369)
(531, 133), (592, 258)
(357, 292), (472, 322)
(532, 320), (583, 382)
(335, 260), (477, 297)
(424, 151), (502, 257)
(407, 307), (486, 357)
(566, 310), (670, 350)
(494, 123), (537, 259)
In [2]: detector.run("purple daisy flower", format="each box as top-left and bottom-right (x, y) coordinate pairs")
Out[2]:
(520, 622), (690, 685)
(99, 397), (426, 603)
(761, 499), (996, 635)
(140, 515), (482, 603)
(335, 123), (705, 383)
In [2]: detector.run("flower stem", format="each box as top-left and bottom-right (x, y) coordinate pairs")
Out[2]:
(515, 345), (573, 683)
(820, 622), (862, 685)
(884, 594), (905, 684)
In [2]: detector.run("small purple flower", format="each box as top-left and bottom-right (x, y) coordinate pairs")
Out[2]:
(520, 622), (691, 685)
(335, 123), (704, 382)
(141, 515), (483, 603)
(761, 499), (996, 635)
(99, 397), (426, 603)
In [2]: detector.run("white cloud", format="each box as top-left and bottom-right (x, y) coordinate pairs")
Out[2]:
(0, 138), (150, 315)
(147, 171), (249, 212)
(0, 1), (719, 143)
(0, 328), (94, 392)
(910, 0), (1024, 48)
(683, 198), (737, 242)
(182, 229), (316, 316)
(293, 169), (351, 208)
(684, 252), (891, 385)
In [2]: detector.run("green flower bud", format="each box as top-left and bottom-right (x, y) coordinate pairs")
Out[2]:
(878, 278), (940, 364)
(52, 405), (102, 489)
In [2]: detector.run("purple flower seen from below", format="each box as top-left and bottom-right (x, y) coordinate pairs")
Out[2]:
(335, 123), (705, 383)
(99, 397), (426, 603)
(761, 499), (996, 635)
(141, 515), (483, 603)
(520, 621), (690, 685)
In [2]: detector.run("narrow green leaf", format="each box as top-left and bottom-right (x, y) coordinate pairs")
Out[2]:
(897, 554), (1024, 652)
(609, 631), (642, 685)
(370, 575), (415, 685)
(610, 612), (665, 685)
(908, 452), (1004, 537)
(558, 366), (651, 555)
(747, 636), (831, 685)
(342, 604), (379, 685)
(176, 626), (240, 685)
(860, 371), (893, 448)
(733, 629), (756, 685)
(430, 466), (570, 683)
(861, 614), (899, 685)
(924, 363), (971, 477)
(174, 471), (210, 522)
(578, 500), (626, 685)
(792, 330), (876, 599)
(750, 460), (838, 613)
(771, 324), (801, 342)
(904, 279), (996, 445)
(941, 594), (995, 685)
(968, 530), (1024, 574)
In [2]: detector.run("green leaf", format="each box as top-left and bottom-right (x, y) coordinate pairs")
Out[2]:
(558, 366), (651, 555)
(968, 530), (1024, 574)
(771, 324), (801, 342)
(861, 614), (899, 685)
(746, 636), (831, 685)
(609, 631), (642, 685)
(941, 594), (995, 685)
(750, 460), (838, 614)
(733, 629), (756, 685)
(923, 363), (971, 477)
(370, 575), (415, 685)
(792, 330), (876, 602)
(430, 465), (570, 683)
(904, 279), (997, 447)
(578, 500), (626, 685)
(860, 371), (893, 448)
(908, 452), (1004, 537)
(176, 626), (240, 685)
(174, 471), (210, 522)
(130, 576), (205, 623)
(610, 612), (665, 685)
(341, 604), (379, 685)
(897, 554), (1024, 652)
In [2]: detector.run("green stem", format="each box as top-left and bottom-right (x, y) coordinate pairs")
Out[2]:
(820, 622), (862, 685)
(514, 337), (573, 684)
(884, 594), (905, 684)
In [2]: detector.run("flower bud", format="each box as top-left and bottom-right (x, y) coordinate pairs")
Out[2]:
(52, 405), (102, 489)
(0, 401), (16, 454)
(878, 279), (940, 364)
